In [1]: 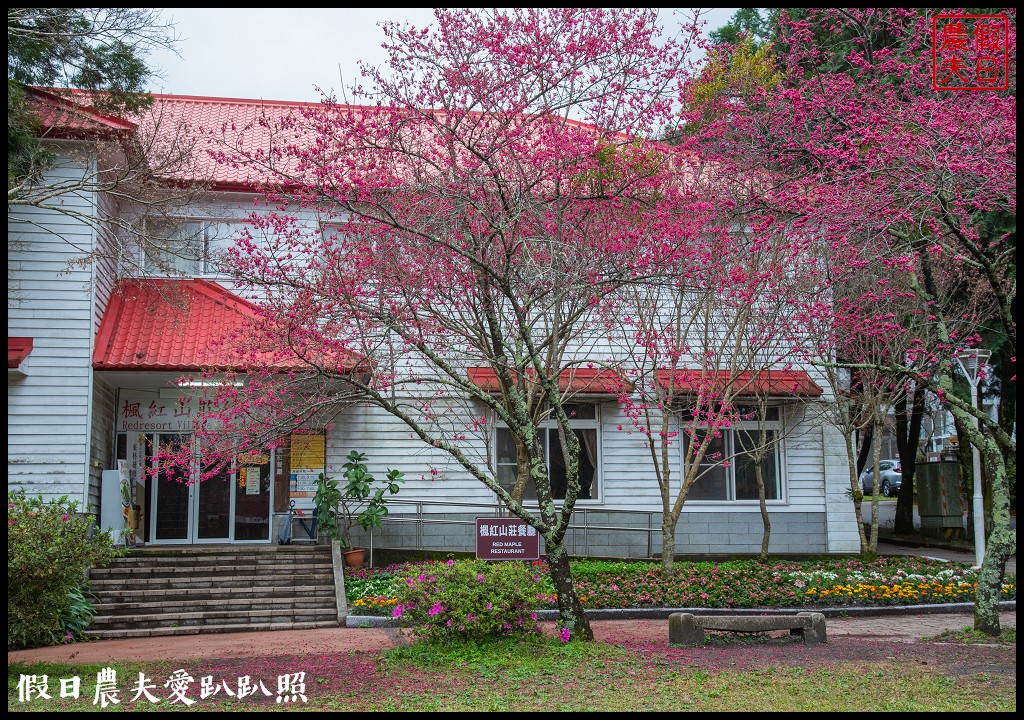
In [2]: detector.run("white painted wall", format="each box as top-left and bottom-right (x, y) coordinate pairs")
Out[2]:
(8, 144), (98, 507)
(325, 394), (848, 519)
(81, 187), (856, 549)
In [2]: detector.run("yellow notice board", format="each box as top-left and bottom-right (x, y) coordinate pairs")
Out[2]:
(290, 432), (325, 504)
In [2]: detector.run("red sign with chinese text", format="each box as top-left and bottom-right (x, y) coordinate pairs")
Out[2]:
(475, 517), (540, 560)
(932, 14), (1009, 91)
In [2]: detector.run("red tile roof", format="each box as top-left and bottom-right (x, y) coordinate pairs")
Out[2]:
(31, 89), (659, 192)
(136, 93), (379, 191)
(467, 366), (632, 396)
(8, 337), (34, 368)
(93, 279), (364, 373)
(26, 87), (137, 140)
(655, 369), (823, 398)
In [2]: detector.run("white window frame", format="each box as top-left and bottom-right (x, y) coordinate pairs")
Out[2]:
(142, 218), (249, 277)
(682, 405), (787, 503)
(493, 402), (602, 504)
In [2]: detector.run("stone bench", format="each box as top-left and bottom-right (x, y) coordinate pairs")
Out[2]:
(669, 612), (827, 645)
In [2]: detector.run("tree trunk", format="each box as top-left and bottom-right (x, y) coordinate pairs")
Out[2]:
(756, 462), (770, 561)
(545, 544), (594, 641)
(970, 424), (1015, 635)
(953, 413), (975, 543)
(995, 343), (1016, 442)
(868, 419), (882, 554)
(661, 523), (676, 578)
(845, 430), (869, 554)
(893, 384), (925, 534)
(856, 424), (874, 476)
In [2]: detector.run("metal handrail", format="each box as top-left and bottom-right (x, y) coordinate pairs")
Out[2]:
(366, 497), (659, 562)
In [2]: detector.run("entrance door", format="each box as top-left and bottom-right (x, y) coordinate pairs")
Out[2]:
(150, 433), (234, 544)
(151, 434), (192, 543)
(234, 451), (272, 542)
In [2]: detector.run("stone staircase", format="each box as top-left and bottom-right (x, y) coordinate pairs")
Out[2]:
(86, 544), (340, 639)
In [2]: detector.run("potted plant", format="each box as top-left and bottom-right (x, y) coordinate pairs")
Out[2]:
(313, 451), (405, 568)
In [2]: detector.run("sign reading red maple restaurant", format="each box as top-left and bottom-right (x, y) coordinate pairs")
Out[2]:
(475, 517), (540, 560)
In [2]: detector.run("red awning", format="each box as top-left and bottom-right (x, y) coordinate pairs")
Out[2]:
(8, 337), (34, 368)
(93, 279), (366, 373)
(467, 366), (632, 396)
(655, 369), (823, 398)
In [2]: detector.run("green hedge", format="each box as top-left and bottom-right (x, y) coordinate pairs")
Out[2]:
(8, 490), (122, 649)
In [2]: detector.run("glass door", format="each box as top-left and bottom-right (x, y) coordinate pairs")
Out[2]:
(151, 434), (192, 543)
(195, 460), (232, 541)
(234, 451), (272, 541)
(149, 433), (234, 544)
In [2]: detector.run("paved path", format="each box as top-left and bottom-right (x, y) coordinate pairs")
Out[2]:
(7, 610), (1016, 666)
(876, 540), (1016, 576)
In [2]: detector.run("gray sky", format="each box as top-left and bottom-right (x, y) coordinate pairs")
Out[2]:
(146, 8), (738, 103)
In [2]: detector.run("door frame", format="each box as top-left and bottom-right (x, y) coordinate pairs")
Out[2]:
(145, 434), (275, 544)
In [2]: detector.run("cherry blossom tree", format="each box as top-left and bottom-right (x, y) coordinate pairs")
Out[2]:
(186, 8), (714, 641)
(686, 8), (1016, 634)
(614, 211), (823, 572)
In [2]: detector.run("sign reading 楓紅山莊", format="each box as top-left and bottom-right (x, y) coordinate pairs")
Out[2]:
(475, 517), (540, 560)
(116, 395), (196, 432)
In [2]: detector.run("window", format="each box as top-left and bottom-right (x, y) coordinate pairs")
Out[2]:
(143, 220), (245, 276)
(495, 403), (600, 502)
(685, 406), (783, 502)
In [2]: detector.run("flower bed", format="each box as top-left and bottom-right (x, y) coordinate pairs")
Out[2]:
(344, 556), (1016, 616)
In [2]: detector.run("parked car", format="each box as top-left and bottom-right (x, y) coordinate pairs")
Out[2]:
(860, 459), (903, 497)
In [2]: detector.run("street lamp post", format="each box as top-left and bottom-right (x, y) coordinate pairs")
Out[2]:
(955, 348), (991, 569)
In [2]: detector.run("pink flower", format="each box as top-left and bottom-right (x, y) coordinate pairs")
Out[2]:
(476, 573), (485, 582)
(62, 514), (69, 521)
(560, 627), (571, 643)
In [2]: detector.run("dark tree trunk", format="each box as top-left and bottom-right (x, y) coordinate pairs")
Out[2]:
(894, 384), (925, 534)
(856, 425), (874, 476)
(546, 547), (594, 641)
(952, 413), (975, 539)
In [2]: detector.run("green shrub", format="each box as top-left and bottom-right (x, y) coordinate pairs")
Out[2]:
(392, 559), (544, 642)
(8, 490), (122, 649)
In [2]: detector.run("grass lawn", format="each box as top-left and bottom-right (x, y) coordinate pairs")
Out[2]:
(9, 629), (1016, 711)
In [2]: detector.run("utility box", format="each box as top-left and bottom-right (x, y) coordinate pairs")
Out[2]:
(916, 461), (966, 539)
(100, 469), (128, 545)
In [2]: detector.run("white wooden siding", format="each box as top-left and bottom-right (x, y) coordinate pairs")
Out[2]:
(325, 396), (841, 516)
(83, 189), (848, 543)
(8, 147), (97, 507)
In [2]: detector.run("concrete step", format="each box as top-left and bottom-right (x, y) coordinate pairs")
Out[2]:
(103, 551), (331, 566)
(92, 562), (332, 578)
(91, 584), (335, 603)
(89, 572), (331, 588)
(90, 607), (337, 630)
(85, 620), (340, 640)
(94, 596), (337, 615)
(85, 544), (339, 636)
